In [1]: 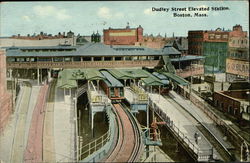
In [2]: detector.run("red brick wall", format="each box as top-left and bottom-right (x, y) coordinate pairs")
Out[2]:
(229, 25), (247, 37)
(222, 90), (249, 100)
(103, 27), (143, 45)
(188, 31), (204, 55)
(213, 92), (241, 118)
(0, 49), (12, 131)
(203, 31), (229, 42)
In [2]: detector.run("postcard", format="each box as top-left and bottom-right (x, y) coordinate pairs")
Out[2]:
(0, 1), (249, 163)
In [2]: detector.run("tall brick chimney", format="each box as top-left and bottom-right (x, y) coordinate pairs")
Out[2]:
(137, 25), (143, 42)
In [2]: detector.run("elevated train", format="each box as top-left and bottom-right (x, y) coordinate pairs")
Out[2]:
(100, 70), (125, 102)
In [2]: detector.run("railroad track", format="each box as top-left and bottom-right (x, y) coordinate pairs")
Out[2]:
(43, 79), (57, 162)
(104, 103), (143, 162)
(10, 81), (32, 163)
(197, 124), (233, 161)
(165, 95), (234, 162)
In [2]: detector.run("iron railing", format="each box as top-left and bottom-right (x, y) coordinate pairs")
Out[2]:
(148, 97), (213, 161)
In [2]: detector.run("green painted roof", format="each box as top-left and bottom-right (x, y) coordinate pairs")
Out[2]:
(108, 68), (149, 80)
(161, 72), (189, 86)
(107, 69), (132, 80)
(84, 69), (105, 80)
(57, 70), (77, 89)
(162, 56), (176, 74)
(142, 71), (164, 86)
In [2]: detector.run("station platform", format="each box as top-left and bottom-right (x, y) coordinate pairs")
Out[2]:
(124, 87), (148, 113)
(168, 90), (234, 150)
(53, 86), (76, 162)
(148, 93), (222, 160)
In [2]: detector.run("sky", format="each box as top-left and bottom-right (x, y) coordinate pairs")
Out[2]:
(0, 1), (249, 37)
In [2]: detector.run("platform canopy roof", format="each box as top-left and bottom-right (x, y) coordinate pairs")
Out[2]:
(152, 72), (169, 85)
(107, 68), (149, 80)
(69, 69), (105, 81)
(57, 70), (77, 89)
(100, 70), (124, 87)
(161, 72), (189, 86)
(141, 71), (164, 86)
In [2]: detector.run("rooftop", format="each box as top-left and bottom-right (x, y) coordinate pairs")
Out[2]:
(100, 70), (124, 87)
(4, 43), (165, 57)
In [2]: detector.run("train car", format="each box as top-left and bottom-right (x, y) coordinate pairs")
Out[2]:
(100, 70), (125, 102)
(152, 72), (171, 95)
(51, 69), (60, 78)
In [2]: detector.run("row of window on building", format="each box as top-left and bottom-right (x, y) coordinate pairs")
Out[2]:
(228, 51), (249, 60)
(7, 56), (161, 62)
(227, 63), (249, 73)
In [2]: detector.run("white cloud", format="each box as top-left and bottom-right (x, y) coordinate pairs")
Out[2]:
(33, 5), (71, 20)
(98, 7), (112, 19)
(22, 15), (31, 22)
(97, 7), (124, 19)
(144, 8), (156, 15)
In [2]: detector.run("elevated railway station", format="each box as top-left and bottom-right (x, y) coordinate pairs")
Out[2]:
(1, 42), (244, 163)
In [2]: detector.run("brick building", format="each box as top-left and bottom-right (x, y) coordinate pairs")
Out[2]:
(140, 34), (168, 49)
(226, 25), (249, 82)
(0, 49), (12, 131)
(103, 24), (143, 45)
(213, 89), (250, 122)
(188, 28), (229, 56)
(188, 28), (230, 73)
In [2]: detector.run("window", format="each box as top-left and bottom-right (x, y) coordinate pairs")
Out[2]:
(216, 100), (219, 107)
(94, 57), (102, 61)
(73, 57), (81, 62)
(30, 58), (36, 62)
(115, 57), (122, 61)
(247, 106), (250, 114)
(154, 56), (160, 60)
(125, 56), (132, 61)
(38, 57), (52, 62)
(104, 57), (112, 61)
(215, 35), (221, 39)
(82, 57), (91, 61)
(139, 56), (147, 60)
(64, 57), (71, 62)
(120, 88), (124, 96)
(54, 57), (63, 62)
(7, 58), (15, 62)
(16, 58), (25, 62)
(220, 102), (224, 109)
(222, 35), (228, 39)
(110, 88), (114, 97)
